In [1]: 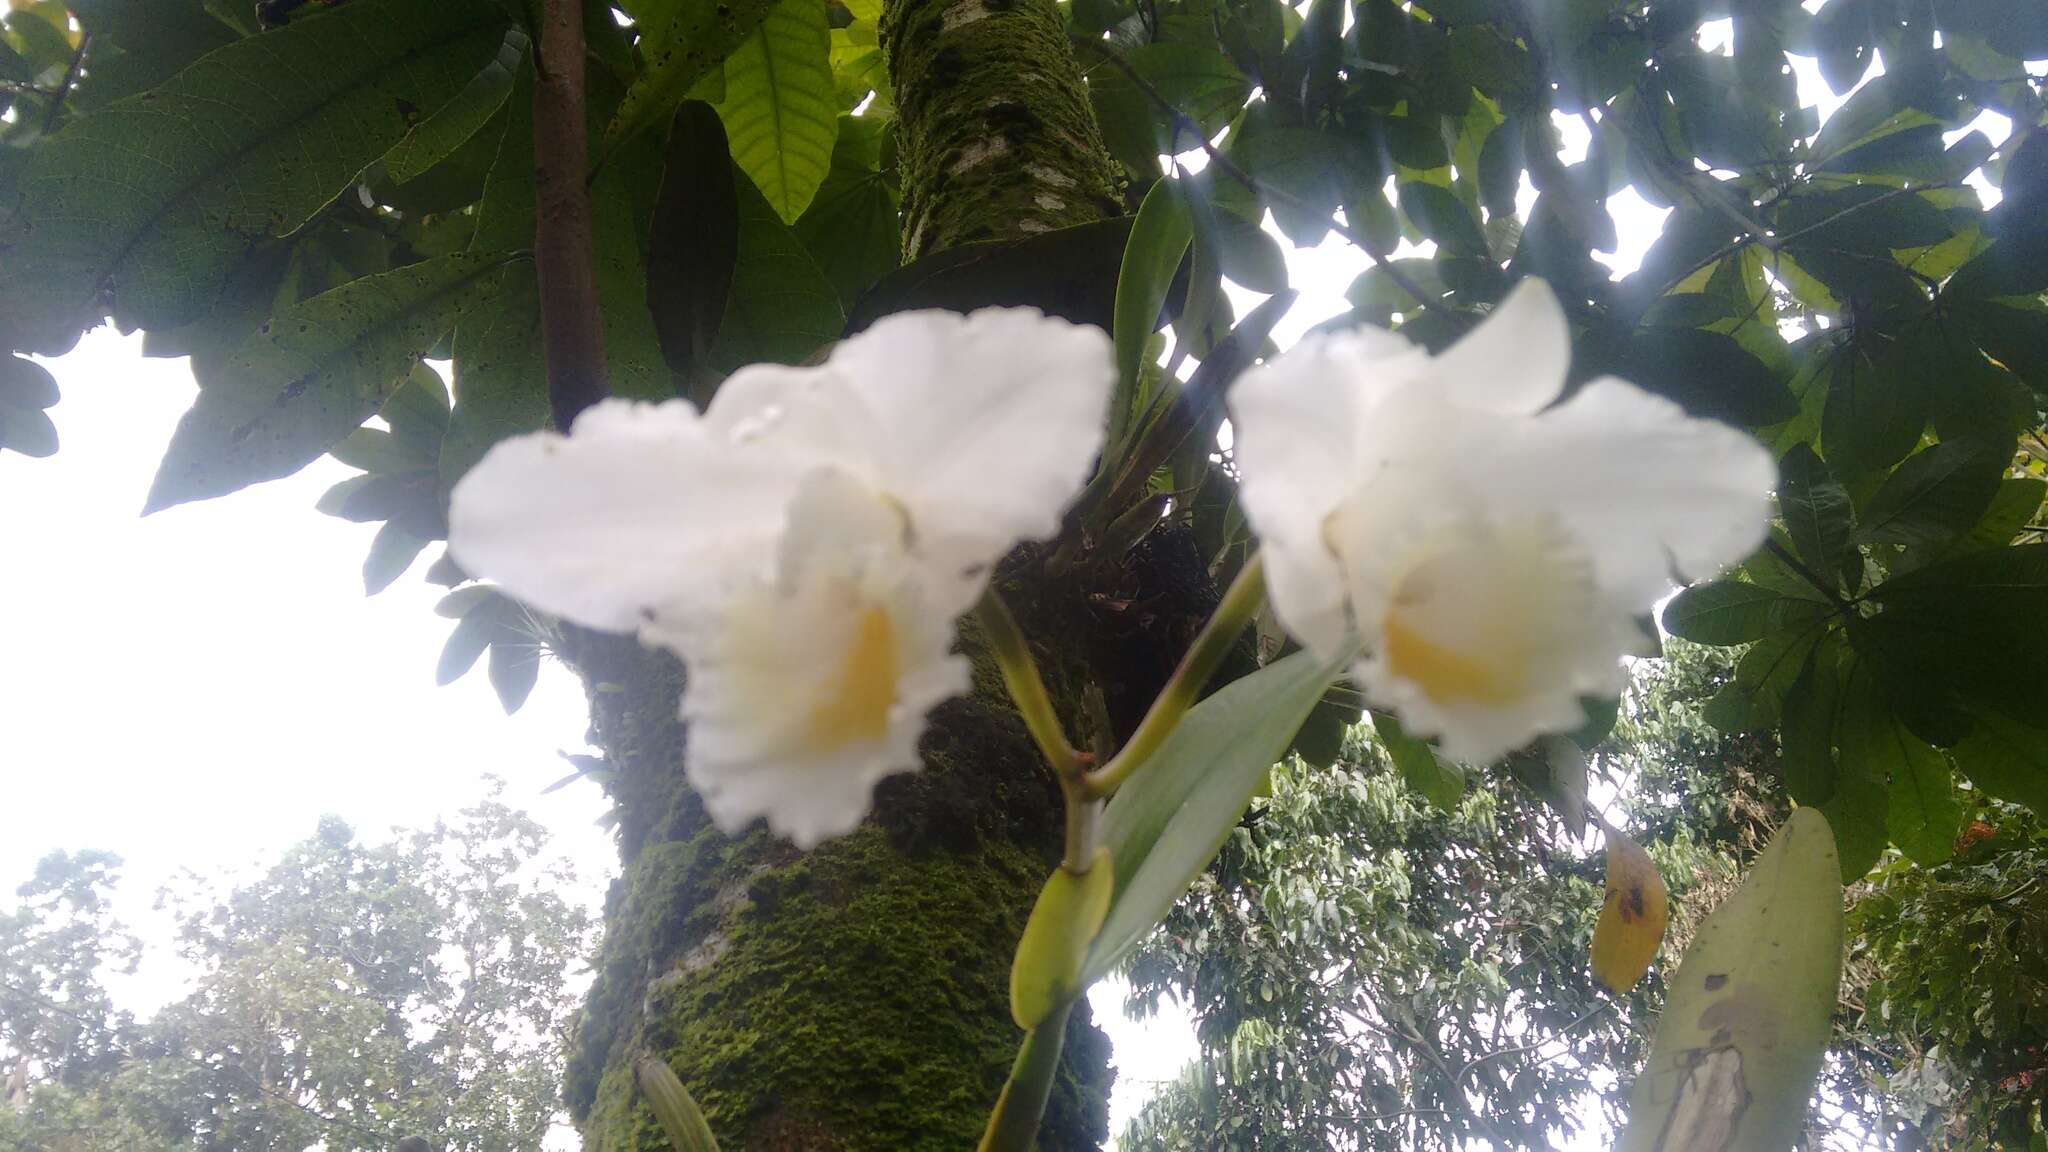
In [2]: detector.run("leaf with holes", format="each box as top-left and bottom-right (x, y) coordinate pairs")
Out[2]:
(147, 252), (514, 512)
(0, 0), (509, 348)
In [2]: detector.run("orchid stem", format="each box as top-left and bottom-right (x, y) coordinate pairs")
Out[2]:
(1082, 553), (1267, 799)
(976, 1001), (1073, 1152)
(975, 588), (1083, 778)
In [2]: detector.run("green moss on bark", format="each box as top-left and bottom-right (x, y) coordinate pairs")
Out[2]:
(880, 0), (1122, 258)
(583, 827), (1043, 1151)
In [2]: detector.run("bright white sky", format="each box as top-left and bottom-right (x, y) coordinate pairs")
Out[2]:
(0, 15), (2025, 1148)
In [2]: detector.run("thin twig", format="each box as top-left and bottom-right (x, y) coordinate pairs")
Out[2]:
(531, 0), (610, 428)
(1070, 35), (1458, 322)
(1649, 180), (1963, 303)
(1453, 1002), (1614, 1086)
(40, 31), (90, 136)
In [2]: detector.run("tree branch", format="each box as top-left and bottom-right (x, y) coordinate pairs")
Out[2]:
(40, 31), (90, 136)
(531, 0), (610, 428)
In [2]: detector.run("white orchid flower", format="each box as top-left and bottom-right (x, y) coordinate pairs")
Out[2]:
(448, 308), (1114, 847)
(1231, 279), (1774, 765)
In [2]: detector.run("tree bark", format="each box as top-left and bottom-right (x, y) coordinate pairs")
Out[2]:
(557, 5), (1237, 1149)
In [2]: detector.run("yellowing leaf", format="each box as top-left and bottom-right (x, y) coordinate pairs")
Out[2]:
(1619, 809), (1844, 1152)
(716, 0), (837, 223)
(1591, 828), (1668, 994)
(1010, 847), (1113, 1029)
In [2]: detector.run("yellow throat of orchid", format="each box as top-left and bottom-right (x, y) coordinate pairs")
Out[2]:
(1371, 517), (1590, 708)
(805, 604), (901, 750)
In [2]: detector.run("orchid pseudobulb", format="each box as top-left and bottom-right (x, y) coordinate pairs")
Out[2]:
(448, 308), (1113, 847)
(1231, 279), (1775, 764)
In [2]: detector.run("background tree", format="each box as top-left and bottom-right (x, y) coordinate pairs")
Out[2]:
(0, 792), (594, 1152)
(5, 0), (2048, 1146)
(0, 852), (138, 1101)
(1121, 640), (2048, 1149)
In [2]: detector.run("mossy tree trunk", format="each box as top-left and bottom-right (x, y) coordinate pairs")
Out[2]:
(562, 5), (1212, 1148)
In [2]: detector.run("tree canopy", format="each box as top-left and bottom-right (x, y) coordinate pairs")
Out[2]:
(0, 794), (593, 1152)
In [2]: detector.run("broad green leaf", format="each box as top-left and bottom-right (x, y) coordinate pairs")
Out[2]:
(470, 56), (538, 255)
(438, 603), (500, 685)
(1212, 210), (1288, 295)
(1619, 810), (1843, 1152)
(1867, 544), (2048, 722)
(601, 0), (777, 160)
(0, 0), (510, 346)
(1397, 181), (1487, 258)
(1662, 580), (1796, 646)
(1822, 341), (1930, 478)
(0, 355), (58, 410)
(1777, 185), (1952, 256)
(382, 27), (524, 184)
(64, 0), (238, 109)
(1091, 43), (1251, 164)
(363, 520), (431, 596)
(1227, 121), (1373, 246)
(1128, 43), (1252, 140)
(331, 427), (428, 475)
(1780, 634), (1845, 805)
(1833, 667), (1959, 868)
(1375, 712), (1465, 811)
(1857, 437), (2008, 547)
(1777, 444), (1853, 591)
(648, 102), (741, 381)
(382, 364), (453, 459)
(442, 266), (547, 494)
(1084, 649), (1345, 985)
(1807, 73), (1940, 165)
(1702, 620), (1827, 732)
(1010, 847), (1114, 1029)
(1112, 181), (1192, 444)
(1626, 327), (1796, 427)
(1942, 477), (2046, 556)
(715, 0), (836, 224)
(146, 252), (514, 512)
(1966, 302), (2048, 392)
(490, 635), (539, 713)
(703, 168), (845, 378)
(0, 405), (58, 458)
(1741, 529), (1832, 602)
(1949, 706), (2048, 815)
(1590, 829), (1668, 994)
(635, 1054), (723, 1152)
(1878, 724), (1960, 869)
(792, 116), (900, 309)
(589, 133), (675, 400)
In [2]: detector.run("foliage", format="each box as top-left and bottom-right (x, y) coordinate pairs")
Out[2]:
(1116, 741), (1669, 1149)
(1122, 641), (2048, 1149)
(1841, 810), (2048, 1147)
(0, 852), (138, 1093)
(0, 793), (595, 1152)
(5, 0), (2039, 862)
